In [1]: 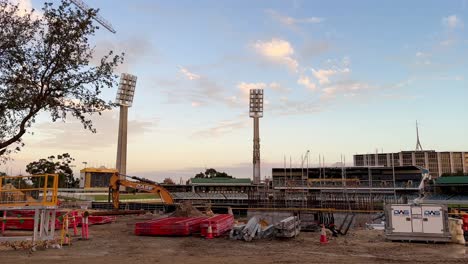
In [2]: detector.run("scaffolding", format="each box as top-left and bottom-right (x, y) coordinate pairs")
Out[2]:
(0, 174), (58, 243)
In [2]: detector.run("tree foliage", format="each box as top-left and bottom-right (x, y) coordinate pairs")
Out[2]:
(25, 153), (79, 188)
(0, 0), (123, 160)
(194, 168), (233, 179)
(162, 177), (175, 184)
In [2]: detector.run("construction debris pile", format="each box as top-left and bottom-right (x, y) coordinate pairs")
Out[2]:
(230, 216), (300, 241)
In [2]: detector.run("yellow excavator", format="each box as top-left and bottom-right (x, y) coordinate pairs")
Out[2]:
(109, 172), (174, 209)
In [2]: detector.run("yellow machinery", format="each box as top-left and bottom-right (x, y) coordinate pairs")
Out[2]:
(0, 174), (58, 207)
(80, 167), (118, 190)
(109, 173), (174, 209)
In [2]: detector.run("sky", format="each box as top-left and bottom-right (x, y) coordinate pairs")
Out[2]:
(2, 0), (468, 182)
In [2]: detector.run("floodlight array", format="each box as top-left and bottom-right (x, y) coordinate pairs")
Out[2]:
(249, 89), (263, 118)
(115, 73), (137, 107)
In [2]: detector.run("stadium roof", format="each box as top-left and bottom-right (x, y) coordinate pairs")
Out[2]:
(435, 176), (468, 185)
(190, 177), (252, 185)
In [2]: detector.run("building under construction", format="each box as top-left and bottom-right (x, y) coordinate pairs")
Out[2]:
(354, 151), (468, 177)
(255, 165), (425, 211)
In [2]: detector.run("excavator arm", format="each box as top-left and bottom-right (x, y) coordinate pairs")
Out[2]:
(109, 173), (174, 209)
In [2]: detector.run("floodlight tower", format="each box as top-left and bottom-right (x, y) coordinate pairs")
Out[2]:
(249, 89), (263, 184)
(115, 73), (137, 177)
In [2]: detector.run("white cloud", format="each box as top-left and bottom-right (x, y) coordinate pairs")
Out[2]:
(192, 117), (248, 138)
(179, 66), (201, 80)
(321, 81), (372, 99)
(92, 36), (153, 73)
(9, 0), (33, 16)
(8, 0), (41, 19)
(312, 69), (337, 85)
(311, 68), (349, 85)
(237, 82), (267, 91)
(297, 75), (316, 90)
(253, 38), (298, 72)
(415, 51), (426, 57)
(237, 82), (267, 101)
(30, 110), (155, 150)
(267, 9), (324, 26)
(442, 15), (463, 30)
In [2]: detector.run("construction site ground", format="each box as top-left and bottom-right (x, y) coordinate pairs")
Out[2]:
(1, 215), (467, 264)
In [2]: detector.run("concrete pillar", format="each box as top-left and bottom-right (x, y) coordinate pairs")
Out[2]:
(399, 152), (403, 166)
(411, 152), (416, 166)
(463, 152), (467, 174)
(424, 152), (429, 170)
(375, 153), (378, 166)
(386, 153), (391, 167)
(450, 152), (454, 173)
(253, 117), (260, 184)
(116, 105), (128, 188)
(437, 152), (442, 177)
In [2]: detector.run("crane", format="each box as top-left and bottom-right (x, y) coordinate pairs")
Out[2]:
(109, 173), (174, 210)
(70, 0), (116, 33)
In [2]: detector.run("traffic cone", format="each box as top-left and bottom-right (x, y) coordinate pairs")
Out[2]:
(206, 223), (213, 239)
(320, 225), (328, 244)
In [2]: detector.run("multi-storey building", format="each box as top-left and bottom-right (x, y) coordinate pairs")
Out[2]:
(354, 151), (468, 177)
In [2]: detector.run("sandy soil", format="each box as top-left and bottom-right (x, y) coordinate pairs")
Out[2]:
(1, 215), (467, 264)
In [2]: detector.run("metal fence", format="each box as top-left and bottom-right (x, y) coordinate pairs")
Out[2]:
(0, 174), (58, 207)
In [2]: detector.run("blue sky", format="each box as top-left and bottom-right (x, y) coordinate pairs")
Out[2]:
(2, 0), (468, 181)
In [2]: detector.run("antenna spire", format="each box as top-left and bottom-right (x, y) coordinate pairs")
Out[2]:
(415, 120), (423, 151)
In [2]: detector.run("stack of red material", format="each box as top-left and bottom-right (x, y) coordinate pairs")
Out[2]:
(135, 217), (207, 236)
(3, 210), (115, 230)
(200, 214), (234, 238)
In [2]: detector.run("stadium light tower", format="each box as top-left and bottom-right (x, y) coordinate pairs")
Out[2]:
(115, 73), (137, 177)
(249, 89), (263, 184)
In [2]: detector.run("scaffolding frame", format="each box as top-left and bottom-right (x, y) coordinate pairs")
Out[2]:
(0, 174), (59, 243)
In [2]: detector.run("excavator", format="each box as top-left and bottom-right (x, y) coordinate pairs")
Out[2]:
(109, 172), (174, 209)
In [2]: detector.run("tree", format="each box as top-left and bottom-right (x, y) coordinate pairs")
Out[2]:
(193, 168), (233, 179)
(26, 153), (79, 188)
(194, 172), (206, 179)
(0, 0), (124, 160)
(163, 178), (175, 185)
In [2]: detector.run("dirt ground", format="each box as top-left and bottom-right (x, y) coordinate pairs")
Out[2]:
(1, 215), (467, 264)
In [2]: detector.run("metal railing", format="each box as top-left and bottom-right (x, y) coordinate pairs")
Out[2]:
(0, 174), (58, 207)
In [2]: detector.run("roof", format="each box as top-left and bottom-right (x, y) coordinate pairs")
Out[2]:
(435, 176), (468, 185)
(190, 177), (252, 185)
(80, 167), (118, 173)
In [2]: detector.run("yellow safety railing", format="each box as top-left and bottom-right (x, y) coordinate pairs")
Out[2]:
(0, 174), (58, 207)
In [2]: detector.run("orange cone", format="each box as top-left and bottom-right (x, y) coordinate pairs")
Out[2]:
(206, 223), (213, 239)
(320, 225), (328, 244)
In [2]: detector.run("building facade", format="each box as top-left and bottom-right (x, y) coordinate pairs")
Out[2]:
(354, 151), (467, 177)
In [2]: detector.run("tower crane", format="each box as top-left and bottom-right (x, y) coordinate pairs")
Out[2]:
(70, 0), (116, 33)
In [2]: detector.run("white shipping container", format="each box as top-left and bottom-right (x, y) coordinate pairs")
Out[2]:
(385, 204), (451, 242)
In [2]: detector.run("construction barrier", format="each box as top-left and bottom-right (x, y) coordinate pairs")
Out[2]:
(135, 217), (207, 236)
(1, 210), (115, 230)
(200, 214), (234, 238)
(0, 174), (58, 207)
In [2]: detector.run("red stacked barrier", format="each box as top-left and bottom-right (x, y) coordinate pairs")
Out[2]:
(3, 210), (115, 230)
(135, 217), (207, 236)
(200, 214), (234, 238)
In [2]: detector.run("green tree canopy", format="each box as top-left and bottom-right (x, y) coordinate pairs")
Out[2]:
(26, 153), (79, 188)
(194, 168), (233, 179)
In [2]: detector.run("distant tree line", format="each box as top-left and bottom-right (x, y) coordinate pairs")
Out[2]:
(194, 168), (233, 179)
